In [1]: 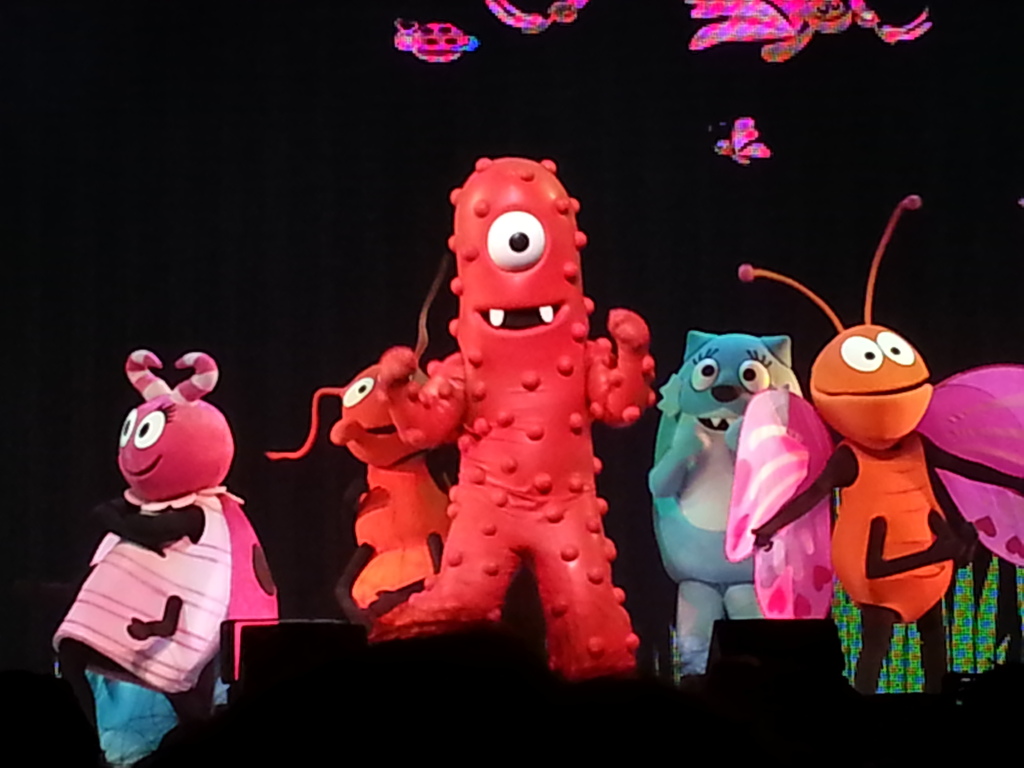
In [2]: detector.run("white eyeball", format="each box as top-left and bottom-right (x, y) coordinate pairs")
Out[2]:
(133, 410), (166, 449)
(738, 360), (771, 394)
(486, 211), (546, 271)
(840, 336), (884, 373)
(691, 358), (719, 391)
(876, 331), (916, 367)
(119, 409), (138, 448)
(343, 377), (376, 409)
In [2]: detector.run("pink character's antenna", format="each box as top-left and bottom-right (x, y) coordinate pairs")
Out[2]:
(172, 352), (219, 403)
(126, 350), (172, 401)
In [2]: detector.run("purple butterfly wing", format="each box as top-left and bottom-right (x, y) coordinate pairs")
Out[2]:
(728, 389), (835, 618)
(917, 365), (1024, 564)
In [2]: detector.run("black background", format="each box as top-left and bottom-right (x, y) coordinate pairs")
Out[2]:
(1, 0), (1021, 675)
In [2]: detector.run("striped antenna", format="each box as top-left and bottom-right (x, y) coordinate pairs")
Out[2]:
(172, 352), (219, 403)
(126, 350), (172, 401)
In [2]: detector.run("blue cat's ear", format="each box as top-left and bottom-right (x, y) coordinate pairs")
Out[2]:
(657, 373), (683, 418)
(683, 330), (717, 361)
(760, 335), (793, 368)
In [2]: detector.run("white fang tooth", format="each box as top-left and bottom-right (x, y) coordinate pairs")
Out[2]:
(488, 309), (505, 327)
(715, 418), (727, 429)
(539, 305), (555, 323)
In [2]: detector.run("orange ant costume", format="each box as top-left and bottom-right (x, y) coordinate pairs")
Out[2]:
(727, 196), (1024, 694)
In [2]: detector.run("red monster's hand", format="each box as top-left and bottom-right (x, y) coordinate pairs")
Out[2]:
(377, 349), (466, 450)
(587, 309), (655, 428)
(378, 347), (419, 391)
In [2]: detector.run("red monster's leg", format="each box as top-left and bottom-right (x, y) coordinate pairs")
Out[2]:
(370, 487), (518, 642)
(530, 494), (638, 680)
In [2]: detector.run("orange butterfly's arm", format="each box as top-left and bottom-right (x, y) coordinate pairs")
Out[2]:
(754, 444), (858, 548)
(866, 512), (966, 579)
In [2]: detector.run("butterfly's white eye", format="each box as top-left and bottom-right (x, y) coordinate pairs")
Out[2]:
(840, 336), (884, 373)
(343, 377), (375, 409)
(876, 331), (916, 367)
(486, 211), (546, 271)
(119, 409), (138, 448)
(691, 358), (719, 391)
(133, 410), (166, 449)
(738, 360), (771, 394)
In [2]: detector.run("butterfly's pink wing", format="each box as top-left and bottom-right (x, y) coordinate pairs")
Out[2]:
(728, 389), (834, 618)
(917, 365), (1024, 564)
(687, 1), (797, 49)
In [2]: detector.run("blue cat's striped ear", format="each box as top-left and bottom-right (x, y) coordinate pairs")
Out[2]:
(658, 373), (683, 418)
(760, 335), (793, 368)
(684, 330), (717, 361)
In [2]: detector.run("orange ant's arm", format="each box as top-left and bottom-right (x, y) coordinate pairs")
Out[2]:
(754, 445), (858, 547)
(921, 436), (1024, 495)
(866, 511), (967, 579)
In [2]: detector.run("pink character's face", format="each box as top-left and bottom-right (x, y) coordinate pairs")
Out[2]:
(117, 396), (234, 502)
(450, 158), (586, 342)
(810, 0), (853, 33)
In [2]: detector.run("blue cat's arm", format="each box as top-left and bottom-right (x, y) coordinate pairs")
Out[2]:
(649, 417), (704, 498)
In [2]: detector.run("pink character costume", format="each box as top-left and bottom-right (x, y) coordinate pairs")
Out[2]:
(54, 350), (278, 729)
(370, 157), (656, 680)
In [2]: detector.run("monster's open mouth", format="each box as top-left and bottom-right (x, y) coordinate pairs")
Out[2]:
(126, 455), (163, 477)
(480, 304), (561, 330)
(365, 425), (398, 435)
(698, 417), (733, 432)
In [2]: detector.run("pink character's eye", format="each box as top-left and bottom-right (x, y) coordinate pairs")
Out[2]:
(119, 408), (138, 448)
(134, 410), (167, 450)
(486, 211), (546, 271)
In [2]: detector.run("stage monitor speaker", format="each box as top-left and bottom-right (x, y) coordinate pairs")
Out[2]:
(220, 620), (367, 702)
(707, 618), (844, 678)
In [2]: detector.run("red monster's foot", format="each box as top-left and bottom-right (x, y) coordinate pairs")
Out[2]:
(368, 598), (496, 643)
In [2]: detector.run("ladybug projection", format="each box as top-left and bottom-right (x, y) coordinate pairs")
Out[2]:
(266, 268), (453, 628)
(54, 351), (278, 730)
(726, 196), (1024, 694)
(394, 19), (479, 63)
(368, 157), (656, 681)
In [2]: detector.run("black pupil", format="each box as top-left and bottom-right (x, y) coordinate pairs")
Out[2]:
(509, 233), (529, 252)
(865, 352), (876, 360)
(743, 369), (756, 380)
(360, 385), (368, 393)
(890, 348), (900, 355)
(701, 365), (715, 377)
(139, 424), (149, 436)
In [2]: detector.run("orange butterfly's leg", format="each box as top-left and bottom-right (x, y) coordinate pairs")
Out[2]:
(856, 604), (899, 694)
(917, 601), (946, 694)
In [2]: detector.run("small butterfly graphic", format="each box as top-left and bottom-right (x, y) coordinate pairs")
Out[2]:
(715, 117), (772, 165)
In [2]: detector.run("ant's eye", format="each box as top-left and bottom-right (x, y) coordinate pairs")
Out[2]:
(840, 336), (884, 373)
(343, 377), (376, 409)
(876, 331), (916, 367)
(691, 358), (719, 391)
(119, 409), (138, 448)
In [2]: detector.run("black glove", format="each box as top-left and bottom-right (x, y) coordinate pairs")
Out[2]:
(92, 498), (204, 556)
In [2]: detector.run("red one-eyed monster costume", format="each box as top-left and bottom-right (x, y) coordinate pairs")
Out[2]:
(54, 351), (278, 730)
(370, 157), (656, 680)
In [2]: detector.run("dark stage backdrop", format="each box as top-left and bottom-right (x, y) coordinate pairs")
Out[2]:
(1, 1), (1021, 676)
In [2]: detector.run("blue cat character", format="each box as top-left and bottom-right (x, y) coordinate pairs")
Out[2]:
(649, 331), (802, 677)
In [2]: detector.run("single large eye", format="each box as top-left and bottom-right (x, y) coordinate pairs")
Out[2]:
(119, 408), (138, 448)
(738, 360), (771, 394)
(134, 410), (166, 449)
(343, 377), (375, 409)
(876, 331), (916, 367)
(691, 358), (719, 391)
(840, 336), (884, 373)
(486, 211), (546, 271)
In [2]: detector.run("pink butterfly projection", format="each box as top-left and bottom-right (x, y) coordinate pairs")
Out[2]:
(485, 1), (590, 34)
(716, 118), (772, 164)
(687, 1), (931, 63)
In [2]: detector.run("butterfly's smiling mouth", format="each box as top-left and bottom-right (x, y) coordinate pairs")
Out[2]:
(126, 455), (163, 477)
(819, 379), (929, 398)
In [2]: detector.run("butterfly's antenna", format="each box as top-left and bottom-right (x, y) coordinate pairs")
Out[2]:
(738, 264), (845, 333)
(864, 195), (921, 325)
(414, 253), (451, 362)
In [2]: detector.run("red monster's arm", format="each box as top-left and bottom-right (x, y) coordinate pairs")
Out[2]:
(377, 346), (466, 449)
(586, 309), (656, 427)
